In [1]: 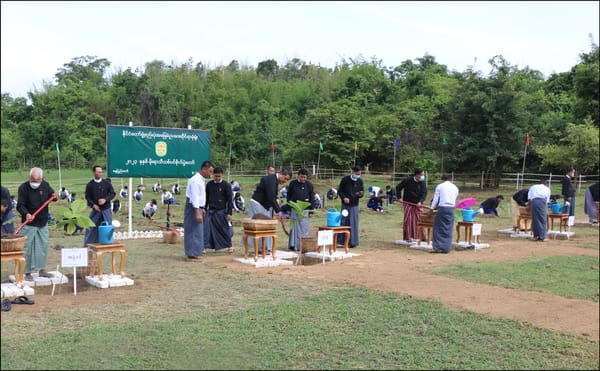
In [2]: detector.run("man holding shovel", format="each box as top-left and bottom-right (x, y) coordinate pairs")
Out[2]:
(16, 167), (57, 280)
(395, 168), (428, 242)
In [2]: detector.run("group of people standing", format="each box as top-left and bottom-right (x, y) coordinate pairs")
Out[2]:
(183, 161), (238, 260)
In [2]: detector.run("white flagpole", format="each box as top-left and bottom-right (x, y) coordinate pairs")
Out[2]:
(56, 143), (62, 191)
(227, 144), (232, 183)
(520, 135), (529, 189)
(316, 144), (321, 179)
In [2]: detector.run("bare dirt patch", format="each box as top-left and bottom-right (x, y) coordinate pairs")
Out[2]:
(14, 228), (598, 342)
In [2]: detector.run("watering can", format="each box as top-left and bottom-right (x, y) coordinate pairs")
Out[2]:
(461, 208), (478, 222)
(98, 221), (114, 244)
(550, 202), (562, 214)
(327, 208), (342, 227)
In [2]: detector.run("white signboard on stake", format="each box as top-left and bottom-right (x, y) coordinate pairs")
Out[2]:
(318, 230), (334, 246)
(61, 248), (88, 296)
(317, 230), (334, 265)
(472, 223), (482, 236)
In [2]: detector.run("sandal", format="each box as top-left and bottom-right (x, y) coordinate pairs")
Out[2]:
(10, 296), (35, 305)
(1, 299), (11, 312)
(226, 247), (234, 254)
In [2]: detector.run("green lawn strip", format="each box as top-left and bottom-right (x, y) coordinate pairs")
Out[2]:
(427, 255), (599, 302)
(2, 287), (597, 370)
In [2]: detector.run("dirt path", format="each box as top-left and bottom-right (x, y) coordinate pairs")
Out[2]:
(16, 229), (598, 343)
(223, 231), (599, 342)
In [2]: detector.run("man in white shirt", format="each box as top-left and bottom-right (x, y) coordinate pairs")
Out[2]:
(430, 174), (459, 253)
(161, 189), (174, 205)
(528, 178), (551, 242)
(183, 160), (214, 260)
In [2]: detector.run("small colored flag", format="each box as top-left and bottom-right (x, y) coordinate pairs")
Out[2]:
(354, 141), (358, 151)
(271, 143), (275, 152)
(56, 143), (60, 154)
(319, 142), (323, 151)
(525, 133), (530, 147)
(394, 140), (400, 149)
(442, 137), (448, 145)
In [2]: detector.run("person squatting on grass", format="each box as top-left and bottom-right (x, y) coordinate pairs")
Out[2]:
(17, 167), (58, 279)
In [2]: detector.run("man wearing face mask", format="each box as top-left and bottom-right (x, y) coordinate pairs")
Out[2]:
(561, 167), (576, 217)
(286, 168), (315, 252)
(17, 167), (57, 280)
(395, 168), (428, 242)
(337, 165), (365, 248)
(84, 165), (116, 246)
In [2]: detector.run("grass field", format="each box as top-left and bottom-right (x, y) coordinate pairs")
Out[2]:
(1, 169), (598, 370)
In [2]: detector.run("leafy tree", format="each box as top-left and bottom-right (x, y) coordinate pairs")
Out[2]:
(536, 120), (599, 173)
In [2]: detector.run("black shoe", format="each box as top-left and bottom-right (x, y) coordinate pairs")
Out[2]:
(288, 246), (296, 251)
(430, 249), (447, 254)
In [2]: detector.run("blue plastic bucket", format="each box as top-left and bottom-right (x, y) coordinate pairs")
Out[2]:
(327, 208), (341, 227)
(550, 203), (562, 214)
(98, 221), (114, 244)
(462, 208), (476, 222)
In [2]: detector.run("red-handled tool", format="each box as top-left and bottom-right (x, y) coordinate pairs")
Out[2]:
(395, 199), (431, 210)
(14, 194), (57, 235)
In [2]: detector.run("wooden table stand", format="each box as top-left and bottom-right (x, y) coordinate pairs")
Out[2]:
(87, 243), (126, 281)
(456, 222), (480, 244)
(317, 226), (351, 254)
(417, 220), (434, 246)
(548, 213), (569, 233)
(1, 250), (26, 286)
(242, 230), (278, 262)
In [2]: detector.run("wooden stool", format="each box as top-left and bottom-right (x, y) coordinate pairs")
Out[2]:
(242, 230), (278, 262)
(517, 208), (532, 234)
(87, 243), (126, 281)
(548, 213), (569, 232)
(317, 226), (351, 254)
(456, 222), (480, 244)
(1, 250), (26, 286)
(417, 220), (434, 246)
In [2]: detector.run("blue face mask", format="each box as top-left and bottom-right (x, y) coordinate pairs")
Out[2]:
(351, 174), (361, 181)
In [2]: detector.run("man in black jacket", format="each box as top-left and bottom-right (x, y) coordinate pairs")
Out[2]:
(286, 168), (314, 251)
(511, 189), (529, 231)
(395, 168), (428, 242)
(83, 165), (116, 246)
(246, 168), (292, 253)
(17, 167), (57, 279)
(561, 167), (576, 216)
(337, 165), (365, 248)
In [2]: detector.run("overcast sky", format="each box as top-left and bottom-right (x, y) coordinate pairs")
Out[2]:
(2, 1), (598, 98)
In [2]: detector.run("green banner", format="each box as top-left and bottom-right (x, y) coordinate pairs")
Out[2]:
(106, 125), (211, 178)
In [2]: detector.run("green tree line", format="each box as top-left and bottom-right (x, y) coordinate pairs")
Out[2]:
(1, 46), (598, 185)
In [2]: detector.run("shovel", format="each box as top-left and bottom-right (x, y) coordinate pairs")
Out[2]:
(13, 194), (57, 235)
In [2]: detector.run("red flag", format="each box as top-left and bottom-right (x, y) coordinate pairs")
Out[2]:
(525, 133), (530, 147)
(271, 143), (275, 152)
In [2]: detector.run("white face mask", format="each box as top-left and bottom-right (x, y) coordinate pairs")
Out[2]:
(419, 175), (426, 182)
(29, 182), (41, 189)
